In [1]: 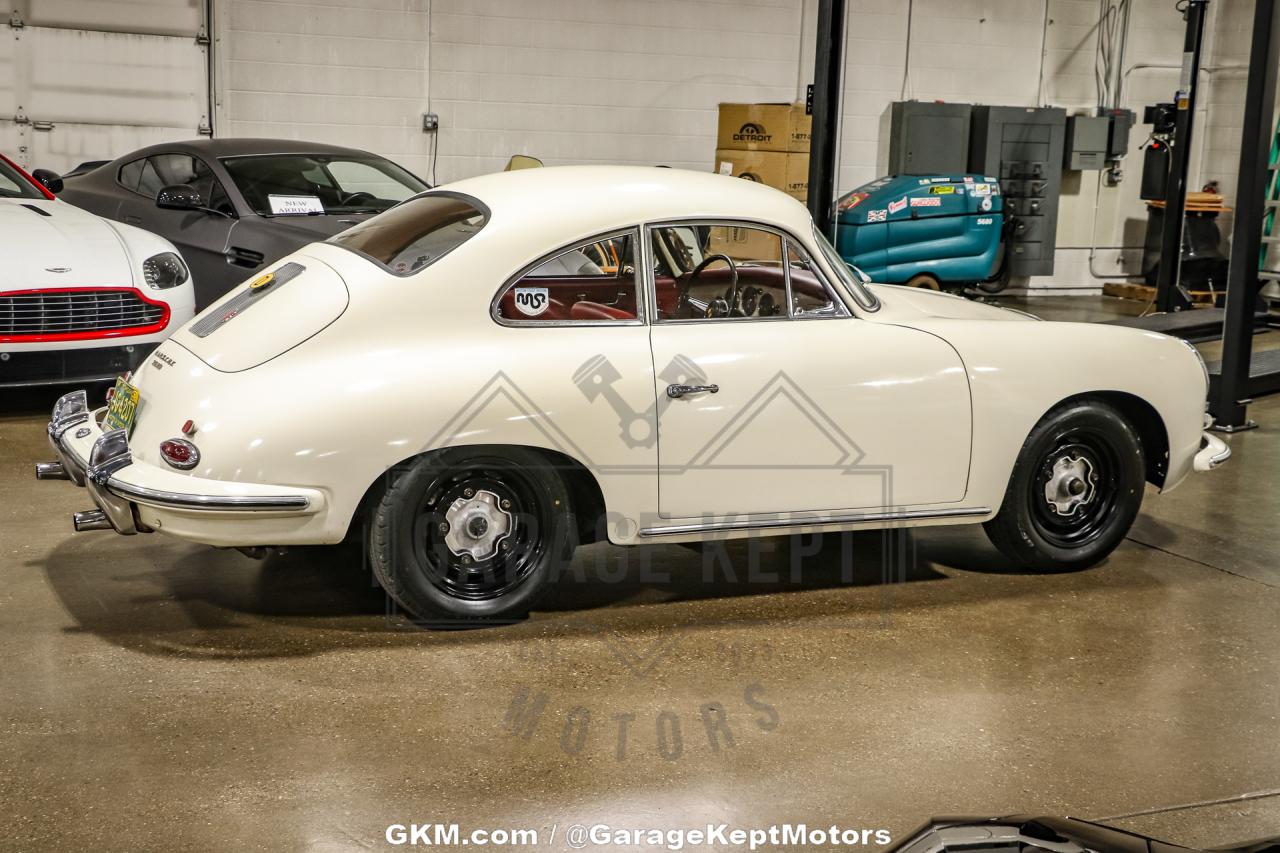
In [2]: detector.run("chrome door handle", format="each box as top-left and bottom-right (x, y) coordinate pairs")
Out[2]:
(667, 383), (719, 399)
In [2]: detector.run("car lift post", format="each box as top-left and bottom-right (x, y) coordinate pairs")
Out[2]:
(807, 0), (846, 239)
(1154, 0), (1209, 313)
(1209, 0), (1280, 430)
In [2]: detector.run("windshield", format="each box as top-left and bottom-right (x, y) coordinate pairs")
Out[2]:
(0, 158), (45, 200)
(220, 153), (428, 216)
(812, 224), (879, 311)
(327, 192), (488, 275)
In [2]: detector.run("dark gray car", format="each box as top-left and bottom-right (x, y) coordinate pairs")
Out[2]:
(57, 138), (429, 309)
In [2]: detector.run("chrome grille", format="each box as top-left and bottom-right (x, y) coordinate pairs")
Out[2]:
(0, 290), (165, 337)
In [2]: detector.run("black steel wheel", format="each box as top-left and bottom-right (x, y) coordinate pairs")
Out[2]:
(985, 399), (1145, 571)
(369, 447), (576, 625)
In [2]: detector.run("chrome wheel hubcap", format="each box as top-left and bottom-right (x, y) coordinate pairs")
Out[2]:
(442, 489), (512, 560)
(1044, 454), (1097, 516)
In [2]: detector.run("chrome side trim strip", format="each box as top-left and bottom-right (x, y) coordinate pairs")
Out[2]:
(638, 506), (992, 537)
(105, 479), (311, 512)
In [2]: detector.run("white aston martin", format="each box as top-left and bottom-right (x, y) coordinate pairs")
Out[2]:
(39, 166), (1228, 624)
(0, 152), (195, 387)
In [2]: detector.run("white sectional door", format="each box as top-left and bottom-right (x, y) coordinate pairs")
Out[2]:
(0, 0), (211, 173)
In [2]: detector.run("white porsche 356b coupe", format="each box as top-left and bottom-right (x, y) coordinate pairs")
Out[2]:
(1, 152), (195, 387)
(39, 166), (1229, 623)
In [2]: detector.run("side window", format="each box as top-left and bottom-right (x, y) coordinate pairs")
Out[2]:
(137, 159), (166, 197)
(495, 230), (641, 324)
(651, 223), (787, 321)
(136, 154), (234, 214)
(786, 240), (848, 318)
(117, 159), (144, 192)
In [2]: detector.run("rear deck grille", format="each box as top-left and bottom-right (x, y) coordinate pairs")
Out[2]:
(0, 289), (167, 340)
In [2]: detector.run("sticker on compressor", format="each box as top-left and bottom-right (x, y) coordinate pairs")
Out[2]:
(190, 262), (306, 338)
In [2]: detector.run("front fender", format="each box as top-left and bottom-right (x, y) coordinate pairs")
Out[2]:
(906, 319), (1207, 508)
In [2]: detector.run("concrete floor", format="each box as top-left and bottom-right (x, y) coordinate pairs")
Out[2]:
(4, 296), (1280, 851)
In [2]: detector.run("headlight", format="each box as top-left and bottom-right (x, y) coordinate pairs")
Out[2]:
(142, 252), (189, 289)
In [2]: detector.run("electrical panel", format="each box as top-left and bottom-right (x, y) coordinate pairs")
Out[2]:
(886, 101), (973, 176)
(1064, 115), (1109, 169)
(968, 105), (1066, 277)
(1098, 107), (1135, 158)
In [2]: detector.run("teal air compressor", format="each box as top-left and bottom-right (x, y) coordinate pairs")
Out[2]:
(835, 174), (1007, 292)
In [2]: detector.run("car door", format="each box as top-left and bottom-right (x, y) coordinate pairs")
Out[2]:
(116, 153), (237, 309)
(646, 221), (972, 521)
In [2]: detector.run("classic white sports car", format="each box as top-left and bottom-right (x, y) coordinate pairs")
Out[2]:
(0, 152), (195, 387)
(39, 166), (1229, 623)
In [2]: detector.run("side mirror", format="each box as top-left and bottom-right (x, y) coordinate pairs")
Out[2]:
(32, 168), (63, 195)
(156, 184), (202, 211)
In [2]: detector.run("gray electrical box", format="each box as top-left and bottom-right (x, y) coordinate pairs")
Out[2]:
(886, 101), (972, 175)
(1064, 115), (1109, 169)
(969, 105), (1066, 277)
(1099, 107), (1135, 158)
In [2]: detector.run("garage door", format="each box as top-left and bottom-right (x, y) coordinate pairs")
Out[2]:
(0, 0), (211, 174)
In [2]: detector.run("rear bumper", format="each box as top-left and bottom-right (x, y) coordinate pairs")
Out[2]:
(43, 389), (322, 537)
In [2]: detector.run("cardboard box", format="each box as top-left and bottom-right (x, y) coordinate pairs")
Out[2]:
(717, 103), (811, 153)
(707, 224), (785, 263)
(714, 148), (808, 201)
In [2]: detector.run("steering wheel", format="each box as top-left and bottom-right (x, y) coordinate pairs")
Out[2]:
(342, 191), (378, 208)
(679, 253), (738, 317)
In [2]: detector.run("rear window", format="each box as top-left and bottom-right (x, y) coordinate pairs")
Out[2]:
(327, 192), (488, 276)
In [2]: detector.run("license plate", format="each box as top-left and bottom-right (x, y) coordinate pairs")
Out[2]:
(103, 377), (141, 435)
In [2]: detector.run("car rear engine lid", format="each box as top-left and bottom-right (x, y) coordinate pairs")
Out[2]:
(171, 254), (349, 372)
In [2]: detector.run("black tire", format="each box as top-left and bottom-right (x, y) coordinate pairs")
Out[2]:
(975, 243), (1012, 294)
(368, 447), (576, 625)
(984, 399), (1145, 572)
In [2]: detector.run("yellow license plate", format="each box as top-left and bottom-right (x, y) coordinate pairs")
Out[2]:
(103, 377), (141, 435)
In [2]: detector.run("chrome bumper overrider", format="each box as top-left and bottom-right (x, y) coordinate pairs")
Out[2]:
(1194, 413), (1232, 472)
(41, 389), (313, 535)
(1194, 431), (1231, 471)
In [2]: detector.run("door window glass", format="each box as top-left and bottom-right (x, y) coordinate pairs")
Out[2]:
(495, 230), (640, 323)
(133, 154), (234, 214)
(651, 223), (787, 320)
(787, 240), (848, 317)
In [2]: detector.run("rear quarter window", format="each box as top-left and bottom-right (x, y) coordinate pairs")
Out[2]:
(327, 192), (488, 276)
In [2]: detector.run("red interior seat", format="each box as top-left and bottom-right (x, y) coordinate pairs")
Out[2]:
(569, 301), (635, 321)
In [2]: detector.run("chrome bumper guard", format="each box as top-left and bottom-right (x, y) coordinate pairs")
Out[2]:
(40, 389), (312, 535)
(1194, 430), (1231, 471)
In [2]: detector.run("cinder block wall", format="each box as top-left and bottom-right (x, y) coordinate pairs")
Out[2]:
(214, 0), (1262, 293)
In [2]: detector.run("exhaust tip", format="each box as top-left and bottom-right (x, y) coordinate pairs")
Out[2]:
(72, 510), (112, 532)
(35, 461), (68, 481)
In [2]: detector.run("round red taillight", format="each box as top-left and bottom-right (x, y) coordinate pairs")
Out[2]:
(159, 438), (200, 470)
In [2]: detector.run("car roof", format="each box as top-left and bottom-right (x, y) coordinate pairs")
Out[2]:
(440, 165), (814, 241)
(113, 137), (379, 161)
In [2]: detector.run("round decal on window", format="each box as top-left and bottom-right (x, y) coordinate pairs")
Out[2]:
(513, 287), (550, 317)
